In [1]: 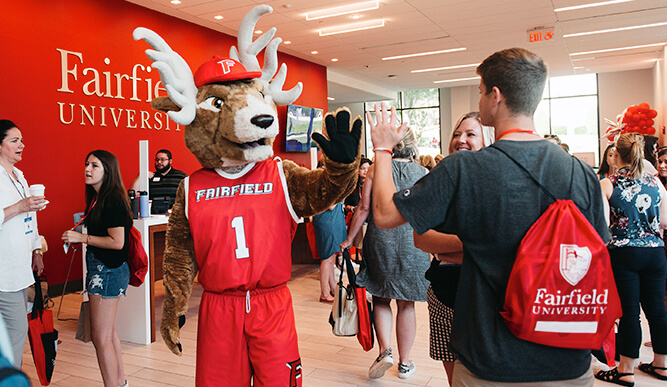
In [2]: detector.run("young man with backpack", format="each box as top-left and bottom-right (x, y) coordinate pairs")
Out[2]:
(368, 48), (610, 385)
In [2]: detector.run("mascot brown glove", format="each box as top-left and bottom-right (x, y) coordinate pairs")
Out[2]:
(312, 109), (362, 164)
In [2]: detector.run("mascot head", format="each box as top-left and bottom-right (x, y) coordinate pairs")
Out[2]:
(134, 5), (303, 169)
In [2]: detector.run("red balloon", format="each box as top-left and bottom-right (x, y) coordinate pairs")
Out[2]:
(648, 109), (658, 119)
(628, 106), (639, 114)
(639, 102), (650, 110)
(633, 114), (640, 121)
(639, 120), (647, 127)
(632, 126), (641, 132)
(639, 113), (647, 121)
(647, 127), (656, 135)
(625, 111), (633, 118)
(647, 119), (655, 127)
(622, 116), (631, 124)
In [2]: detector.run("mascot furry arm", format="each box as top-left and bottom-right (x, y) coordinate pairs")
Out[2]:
(135, 5), (361, 356)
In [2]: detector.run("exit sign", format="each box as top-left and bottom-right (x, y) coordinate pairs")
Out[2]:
(527, 27), (555, 43)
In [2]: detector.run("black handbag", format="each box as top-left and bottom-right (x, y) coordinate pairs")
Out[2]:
(424, 258), (461, 308)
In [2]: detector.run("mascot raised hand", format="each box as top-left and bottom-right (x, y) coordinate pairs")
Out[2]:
(134, 5), (361, 387)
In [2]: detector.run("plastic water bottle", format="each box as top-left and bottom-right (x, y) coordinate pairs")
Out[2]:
(139, 191), (149, 218)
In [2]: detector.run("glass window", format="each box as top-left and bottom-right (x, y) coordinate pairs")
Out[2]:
(364, 90), (441, 157)
(401, 89), (439, 109)
(536, 74), (600, 165)
(549, 73), (597, 98)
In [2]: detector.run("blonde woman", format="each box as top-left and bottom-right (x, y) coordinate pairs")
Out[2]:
(416, 111), (489, 384)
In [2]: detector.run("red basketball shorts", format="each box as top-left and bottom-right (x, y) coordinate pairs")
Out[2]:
(195, 284), (302, 387)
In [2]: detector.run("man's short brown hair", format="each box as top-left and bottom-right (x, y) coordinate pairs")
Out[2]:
(476, 48), (547, 117)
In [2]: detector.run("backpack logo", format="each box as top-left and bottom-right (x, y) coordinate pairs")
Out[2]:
(559, 244), (591, 286)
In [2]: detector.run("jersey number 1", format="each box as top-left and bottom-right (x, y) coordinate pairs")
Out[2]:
(231, 216), (250, 259)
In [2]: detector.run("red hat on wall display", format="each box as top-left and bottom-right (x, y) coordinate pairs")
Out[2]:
(194, 56), (262, 87)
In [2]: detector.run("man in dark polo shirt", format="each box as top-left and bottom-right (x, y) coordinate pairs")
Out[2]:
(131, 149), (187, 213)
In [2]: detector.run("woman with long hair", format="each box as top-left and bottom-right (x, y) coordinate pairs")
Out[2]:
(341, 126), (429, 380)
(599, 143), (617, 180)
(596, 133), (667, 386)
(62, 150), (132, 387)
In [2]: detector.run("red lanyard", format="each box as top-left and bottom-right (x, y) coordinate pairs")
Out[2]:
(73, 197), (97, 230)
(496, 129), (540, 141)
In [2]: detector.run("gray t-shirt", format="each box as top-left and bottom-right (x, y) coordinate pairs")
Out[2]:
(394, 140), (610, 383)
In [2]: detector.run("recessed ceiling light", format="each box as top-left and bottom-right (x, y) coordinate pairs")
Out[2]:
(573, 67), (584, 69)
(327, 97), (335, 101)
(433, 76), (480, 84)
(306, 0), (379, 21)
(564, 22), (667, 38)
(554, 0), (636, 12)
(284, 40), (292, 45)
(570, 42), (665, 56)
(255, 30), (262, 34)
(412, 63), (479, 73)
(214, 15), (224, 20)
(311, 51), (319, 54)
(383, 48), (466, 61)
(170, 0), (181, 4)
(319, 19), (385, 36)
(331, 58), (338, 62)
(351, 15), (362, 19)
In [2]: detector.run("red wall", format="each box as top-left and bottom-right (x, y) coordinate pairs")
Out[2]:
(1, 0), (327, 286)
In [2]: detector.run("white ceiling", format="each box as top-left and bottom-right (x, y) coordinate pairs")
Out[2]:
(126, 0), (667, 103)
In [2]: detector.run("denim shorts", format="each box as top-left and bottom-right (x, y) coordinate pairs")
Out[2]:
(85, 250), (129, 298)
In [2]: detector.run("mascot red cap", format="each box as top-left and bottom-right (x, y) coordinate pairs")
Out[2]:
(194, 56), (262, 87)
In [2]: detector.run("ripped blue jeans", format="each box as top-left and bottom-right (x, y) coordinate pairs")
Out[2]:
(85, 250), (129, 298)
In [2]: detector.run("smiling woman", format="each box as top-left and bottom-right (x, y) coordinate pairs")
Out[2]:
(448, 112), (485, 154)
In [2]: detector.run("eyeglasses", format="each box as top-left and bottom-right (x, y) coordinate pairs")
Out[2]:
(155, 158), (170, 162)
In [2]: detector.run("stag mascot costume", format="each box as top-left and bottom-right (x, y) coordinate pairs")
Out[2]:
(134, 6), (360, 387)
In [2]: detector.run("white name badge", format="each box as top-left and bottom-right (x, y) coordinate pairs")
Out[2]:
(152, 177), (161, 182)
(24, 215), (34, 235)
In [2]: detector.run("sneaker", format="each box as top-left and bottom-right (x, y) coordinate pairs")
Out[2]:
(369, 348), (393, 379)
(398, 361), (416, 379)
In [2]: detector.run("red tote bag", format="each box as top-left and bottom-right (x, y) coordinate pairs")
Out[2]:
(128, 226), (148, 287)
(27, 272), (58, 386)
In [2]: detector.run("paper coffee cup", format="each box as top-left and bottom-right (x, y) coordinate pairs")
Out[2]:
(29, 184), (45, 197)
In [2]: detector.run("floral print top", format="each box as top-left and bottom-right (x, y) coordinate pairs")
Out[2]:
(608, 167), (663, 248)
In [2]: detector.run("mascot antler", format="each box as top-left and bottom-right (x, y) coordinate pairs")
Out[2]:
(230, 5), (303, 105)
(133, 27), (198, 126)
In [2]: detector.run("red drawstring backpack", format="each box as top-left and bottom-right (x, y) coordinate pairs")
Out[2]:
(497, 148), (622, 349)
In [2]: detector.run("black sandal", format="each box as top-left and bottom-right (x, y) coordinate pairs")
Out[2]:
(638, 362), (667, 380)
(595, 368), (635, 387)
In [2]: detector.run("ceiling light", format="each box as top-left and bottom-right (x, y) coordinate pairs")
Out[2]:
(412, 63), (479, 73)
(570, 43), (665, 56)
(573, 67), (585, 69)
(311, 51), (318, 54)
(351, 15), (362, 19)
(383, 48), (466, 61)
(284, 40), (292, 45)
(328, 97), (335, 101)
(214, 15), (224, 20)
(554, 0), (636, 12)
(319, 19), (384, 36)
(255, 30), (262, 34)
(306, 0), (379, 21)
(331, 58), (339, 62)
(170, 0), (181, 4)
(564, 22), (667, 38)
(434, 76), (480, 84)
